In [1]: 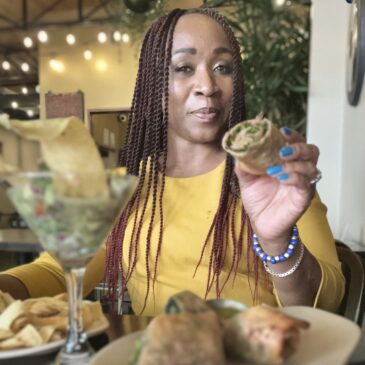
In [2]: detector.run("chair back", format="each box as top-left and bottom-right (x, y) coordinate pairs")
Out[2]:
(336, 240), (365, 326)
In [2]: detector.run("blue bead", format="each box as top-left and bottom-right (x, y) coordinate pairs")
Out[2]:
(290, 239), (297, 244)
(279, 255), (286, 262)
(262, 254), (267, 261)
(270, 257), (277, 264)
(286, 248), (293, 255)
(292, 230), (299, 237)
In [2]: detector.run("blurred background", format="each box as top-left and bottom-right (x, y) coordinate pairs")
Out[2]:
(0, 0), (364, 255)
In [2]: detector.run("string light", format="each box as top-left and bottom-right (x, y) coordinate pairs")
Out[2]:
(2, 61), (10, 70)
(27, 110), (34, 117)
(11, 101), (18, 109)
(83, 49), (93, 60)
(112, 30), (122, 42)
(38, 30), (48, 43)
(35, 85), (40, 93)
(23, 37), (33, 48)
(66, 33), (76, 45)
(49, 59), (65, 72)
(21, 62), (30, 72)
(21, 87), (28, 94)
(97, 32), (107, 43)
(121, 33), (130, 43)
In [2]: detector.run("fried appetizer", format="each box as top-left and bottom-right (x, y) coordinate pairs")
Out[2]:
(224, 305), (309, 365)
(164, 290), (210, 314)
(131, 310), (225, 365)
(222, 117), (286, 175)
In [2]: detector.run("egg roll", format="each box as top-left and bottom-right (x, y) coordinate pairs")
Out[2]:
(224, 305), (309, 365)
(222, 117), (286, 175)
(164, 290), (210, 314)
(132, 310), (225, 365)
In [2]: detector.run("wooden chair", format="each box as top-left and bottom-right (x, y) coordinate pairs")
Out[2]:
(336, 240), (365, 326)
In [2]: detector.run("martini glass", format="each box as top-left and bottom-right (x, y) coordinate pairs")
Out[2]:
(1, 169), (138, 364)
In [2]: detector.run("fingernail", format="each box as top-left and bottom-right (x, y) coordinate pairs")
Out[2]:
(276, 173), (289, 181)
(281, 127), (292, 136)
(280, 146), (294, 157)
(266, 165), (283, 176)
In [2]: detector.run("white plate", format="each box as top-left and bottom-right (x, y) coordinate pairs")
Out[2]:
(0, 315), (109, 359)
(90, 306), (361, 365)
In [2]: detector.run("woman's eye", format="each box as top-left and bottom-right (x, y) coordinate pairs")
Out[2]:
(173, 65), (193, 74)
(214, 64), (233, 75)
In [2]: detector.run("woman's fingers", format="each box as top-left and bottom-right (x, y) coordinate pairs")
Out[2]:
(280, 127), (306, 143)
(279, 143), (320, 164)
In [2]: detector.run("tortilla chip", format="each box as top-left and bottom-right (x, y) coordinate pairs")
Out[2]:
(0, 116), (108, 198)
(0, 291), (15, 314)
(0, 324), (43, 349)
(0, 301), (26, 331)
(0, 329), (13, 341)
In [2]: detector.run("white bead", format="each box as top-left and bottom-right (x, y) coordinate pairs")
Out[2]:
(284, 253), (290, 258)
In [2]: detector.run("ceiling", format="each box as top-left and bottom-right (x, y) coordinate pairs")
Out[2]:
(0, 0), (133, 119)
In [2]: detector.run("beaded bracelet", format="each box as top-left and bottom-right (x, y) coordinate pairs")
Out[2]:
(252, 226), (299, 264)
(264, 242), (305, 278)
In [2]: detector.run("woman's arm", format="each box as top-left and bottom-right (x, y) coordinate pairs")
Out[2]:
(0, 274), (30, 299)
(234, 127), (344, 309)
(0, 246), (106, 298)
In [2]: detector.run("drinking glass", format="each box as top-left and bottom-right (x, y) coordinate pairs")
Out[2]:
(1, 169), (138, 364)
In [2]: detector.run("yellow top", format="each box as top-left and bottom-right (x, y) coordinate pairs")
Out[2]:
(4, 161), (345, 316)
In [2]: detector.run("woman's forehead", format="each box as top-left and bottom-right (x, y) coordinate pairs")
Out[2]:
(172, 13), (231, 50)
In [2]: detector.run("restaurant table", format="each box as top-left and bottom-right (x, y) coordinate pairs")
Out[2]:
(1, 312), (365, 365)
(0, 228), (42, 264)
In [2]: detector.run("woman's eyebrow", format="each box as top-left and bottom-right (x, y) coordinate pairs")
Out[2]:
(172, 47), (232, 55)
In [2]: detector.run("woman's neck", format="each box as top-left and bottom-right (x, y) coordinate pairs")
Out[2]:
(164, 138), (226, 178)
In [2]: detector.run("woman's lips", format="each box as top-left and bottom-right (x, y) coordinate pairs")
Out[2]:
(190, 107), (220, 122)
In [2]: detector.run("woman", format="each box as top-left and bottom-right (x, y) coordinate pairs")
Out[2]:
(0, 8), (344, 315)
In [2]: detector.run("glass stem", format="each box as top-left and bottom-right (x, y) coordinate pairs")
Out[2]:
(64, 267), (87, 352)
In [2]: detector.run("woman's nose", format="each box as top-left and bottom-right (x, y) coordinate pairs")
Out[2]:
(194, 70), (218, 97)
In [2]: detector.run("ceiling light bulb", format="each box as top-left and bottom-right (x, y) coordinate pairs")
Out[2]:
(112, 30), (122, 42)
(49, 59), (65, 72)
(38, 30), (48, 43)
(27, 110), (34, 117)
(273, 0), (286, 6)
(21, 87), (28, 94)
(97, 32), (107, 43)
(84, 50), (93, 60)
(121, 33), (130, 43)
(23, 37), (33, 48)
(11, 101), (18, 109)
(21, 62), (30, 72)
(66, 33), (76, 45)
(2, 61), (10, 70)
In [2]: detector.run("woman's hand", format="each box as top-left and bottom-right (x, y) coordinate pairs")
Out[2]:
(234, 127), (320, 246)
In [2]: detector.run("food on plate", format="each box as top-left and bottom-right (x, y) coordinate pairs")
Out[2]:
(222, 116), (286, 175)
(130, 310), (225, 365)
(164, 290), (210, 314)
(0, 291), (105, 350)
(224, 305), (310, 365)
(130, 291), (308, 365)
(0, 291), (14, 314)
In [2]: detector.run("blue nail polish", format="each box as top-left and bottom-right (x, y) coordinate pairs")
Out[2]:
(280, 146), (293, 157)
(276, 173), (289, 181)
(281, 127), (292, 136)
(266, 165), (283, 175)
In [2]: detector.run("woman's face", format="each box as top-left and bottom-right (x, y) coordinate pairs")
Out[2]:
(168, 13), (234, 145)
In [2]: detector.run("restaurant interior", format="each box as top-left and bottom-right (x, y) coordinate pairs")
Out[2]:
(0, 0), (365, 364)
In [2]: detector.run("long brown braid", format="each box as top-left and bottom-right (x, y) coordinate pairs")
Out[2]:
(105, 8), (262, 312)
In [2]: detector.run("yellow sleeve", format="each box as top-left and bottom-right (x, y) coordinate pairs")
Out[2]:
(275, 193), (345, 312)
(2, 246), (106, 298)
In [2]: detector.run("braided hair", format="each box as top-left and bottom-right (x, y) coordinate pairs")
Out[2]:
(105, 8), (261, 313)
